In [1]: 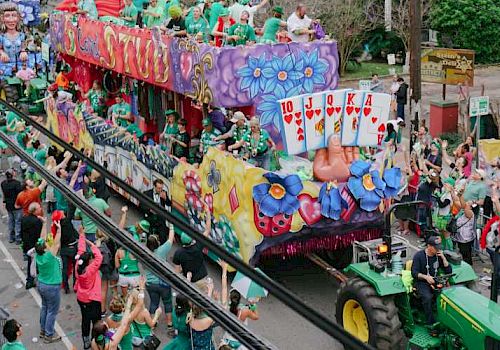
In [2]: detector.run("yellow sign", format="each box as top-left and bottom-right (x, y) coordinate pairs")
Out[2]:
(421, 47), (475, 86)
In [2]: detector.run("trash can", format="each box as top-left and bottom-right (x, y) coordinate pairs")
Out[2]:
(0, 307), (10, 346)
(429, 100), (458, 136)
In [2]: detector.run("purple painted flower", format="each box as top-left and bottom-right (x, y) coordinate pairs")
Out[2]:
(257, 84), (302, 129)
(237, 53), (268, 99)
(253, 173), (304, 216)
(297, 49), (329, 93)
(261, 54), (304, 96)
(347, 160), (386, 212)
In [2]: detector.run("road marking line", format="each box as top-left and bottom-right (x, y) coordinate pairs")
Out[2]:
(0, 239), (73, 350)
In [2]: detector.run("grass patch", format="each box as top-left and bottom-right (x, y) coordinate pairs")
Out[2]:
(342, 61), (404, 80)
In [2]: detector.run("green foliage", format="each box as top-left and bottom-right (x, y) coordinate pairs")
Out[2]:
(430, 0), (500, 63)
(439, 132), (462, 155)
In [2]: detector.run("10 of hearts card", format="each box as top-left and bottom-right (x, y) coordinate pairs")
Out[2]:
(277, 90), (391, 155)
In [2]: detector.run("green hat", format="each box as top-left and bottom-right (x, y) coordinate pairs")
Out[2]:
(219, 8), (230, 17)
(431, 140), (442, 153)
(165, 109), (177, 116)
(273, 6), (283, 15)
(169, 4), (182, 18)
(138, 220), (150, 233)
(180, 232), (193, 245)
(444, 177), (456, 187)
(202, 118), (212, 126)
(240, 0), (250, 4)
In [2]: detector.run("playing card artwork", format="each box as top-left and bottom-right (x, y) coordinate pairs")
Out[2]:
(323, 89), (350, 143)
(278, 94), (307, 155)
(356, 92), (392, 146)
(341, 91), (364, 146)
(302, 92), (326, 150)
(277, 89), (392, 153)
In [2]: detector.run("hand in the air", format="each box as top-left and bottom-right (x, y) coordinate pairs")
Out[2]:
(313, 136), (359, 183)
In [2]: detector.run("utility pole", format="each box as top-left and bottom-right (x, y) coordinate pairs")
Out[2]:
(409, 0), (421, 151)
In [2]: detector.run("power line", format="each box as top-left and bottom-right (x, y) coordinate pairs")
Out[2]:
(0, 100), (373, 350)
(0, 128), (276, 350)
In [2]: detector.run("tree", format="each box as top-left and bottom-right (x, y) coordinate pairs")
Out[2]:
(318, 0), (381, 74)
(388, 0), (434, 53)
(430, 0), (500, 64)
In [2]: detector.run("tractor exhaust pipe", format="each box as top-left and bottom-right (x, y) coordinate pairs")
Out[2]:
(491, 246), (500, 302)
(384, 201), (425, 265)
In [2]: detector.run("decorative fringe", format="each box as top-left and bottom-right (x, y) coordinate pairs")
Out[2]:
(260, 228), (382, 258)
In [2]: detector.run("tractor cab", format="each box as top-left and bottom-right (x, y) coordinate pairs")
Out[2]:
(336, 202), (500, 350)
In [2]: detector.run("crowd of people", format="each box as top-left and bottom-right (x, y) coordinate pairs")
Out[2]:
(71, 0), (324, 46)
(0, 116), (260, 349)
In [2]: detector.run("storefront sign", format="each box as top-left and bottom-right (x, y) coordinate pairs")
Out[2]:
(421, 47), (475, 85)
(469, 96), (489, 117)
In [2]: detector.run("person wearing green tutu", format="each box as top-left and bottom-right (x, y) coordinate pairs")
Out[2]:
(434, 177), (455, 251)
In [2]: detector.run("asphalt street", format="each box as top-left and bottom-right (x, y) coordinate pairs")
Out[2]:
(0, 192), (346, 350)
(0, 185), (493, 350)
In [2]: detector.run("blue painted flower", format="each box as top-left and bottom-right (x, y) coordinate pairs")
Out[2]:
(18, 4), (35, 25)
(261, 54), (304, 96)
(347, 160), (386, 212)
(257, 84), (303, 129)
(253, 173), (303, 217)
(318, 182), (348, 220)
(296, 49), (329, 93)
(237, 53), (268, 99)
(383, 167), (402, 198)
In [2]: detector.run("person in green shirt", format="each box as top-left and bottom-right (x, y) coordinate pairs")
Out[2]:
(35, 222), (63, 344)
(120, 0), (139, 27)
(160, 109), (179, 152)
(229, 117), (275, 170)
(260, 6), (287, 43)
(171, 118), (190, 159)
(1, 320), (27, 350)
(215, 110), (248, 147)
(227, 10), (256, 46)
(208, 0), (225, 31)
(84, 81), (107, 116)
(76, 0), (98, 19)
(143, 0), (165, 27)
(111, 96), (133, 128)
(186, 5), (208, 42)
(74, 189), (112, 242)
(199, 118), (223, 155)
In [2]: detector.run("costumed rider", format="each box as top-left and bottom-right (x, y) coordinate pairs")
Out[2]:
(110, 95), (133, 127)
(411, 236), (452, 325)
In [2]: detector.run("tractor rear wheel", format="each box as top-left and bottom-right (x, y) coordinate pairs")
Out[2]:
(336, 277), (405, 350)
(0, 81), (19, 104)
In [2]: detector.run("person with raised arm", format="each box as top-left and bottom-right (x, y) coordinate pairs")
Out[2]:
(35, 218), (62, 344)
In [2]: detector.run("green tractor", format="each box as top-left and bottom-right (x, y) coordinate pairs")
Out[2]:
(0, 76), (48, 114)
(336, 202), (500, 350)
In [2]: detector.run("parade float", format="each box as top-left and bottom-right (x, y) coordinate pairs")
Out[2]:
(47, 9), (402, 267)
(0, 0), (48, 112)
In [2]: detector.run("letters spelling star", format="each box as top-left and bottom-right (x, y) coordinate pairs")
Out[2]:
(456, 56), (473, 72)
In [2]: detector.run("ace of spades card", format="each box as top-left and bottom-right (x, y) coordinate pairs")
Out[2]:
(341, 90), (365, 146)
(323, 89), (351, 144)
(278, 94), (307, 155)
(302, 92), (326, 150)
(356, 92), (392, 146)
